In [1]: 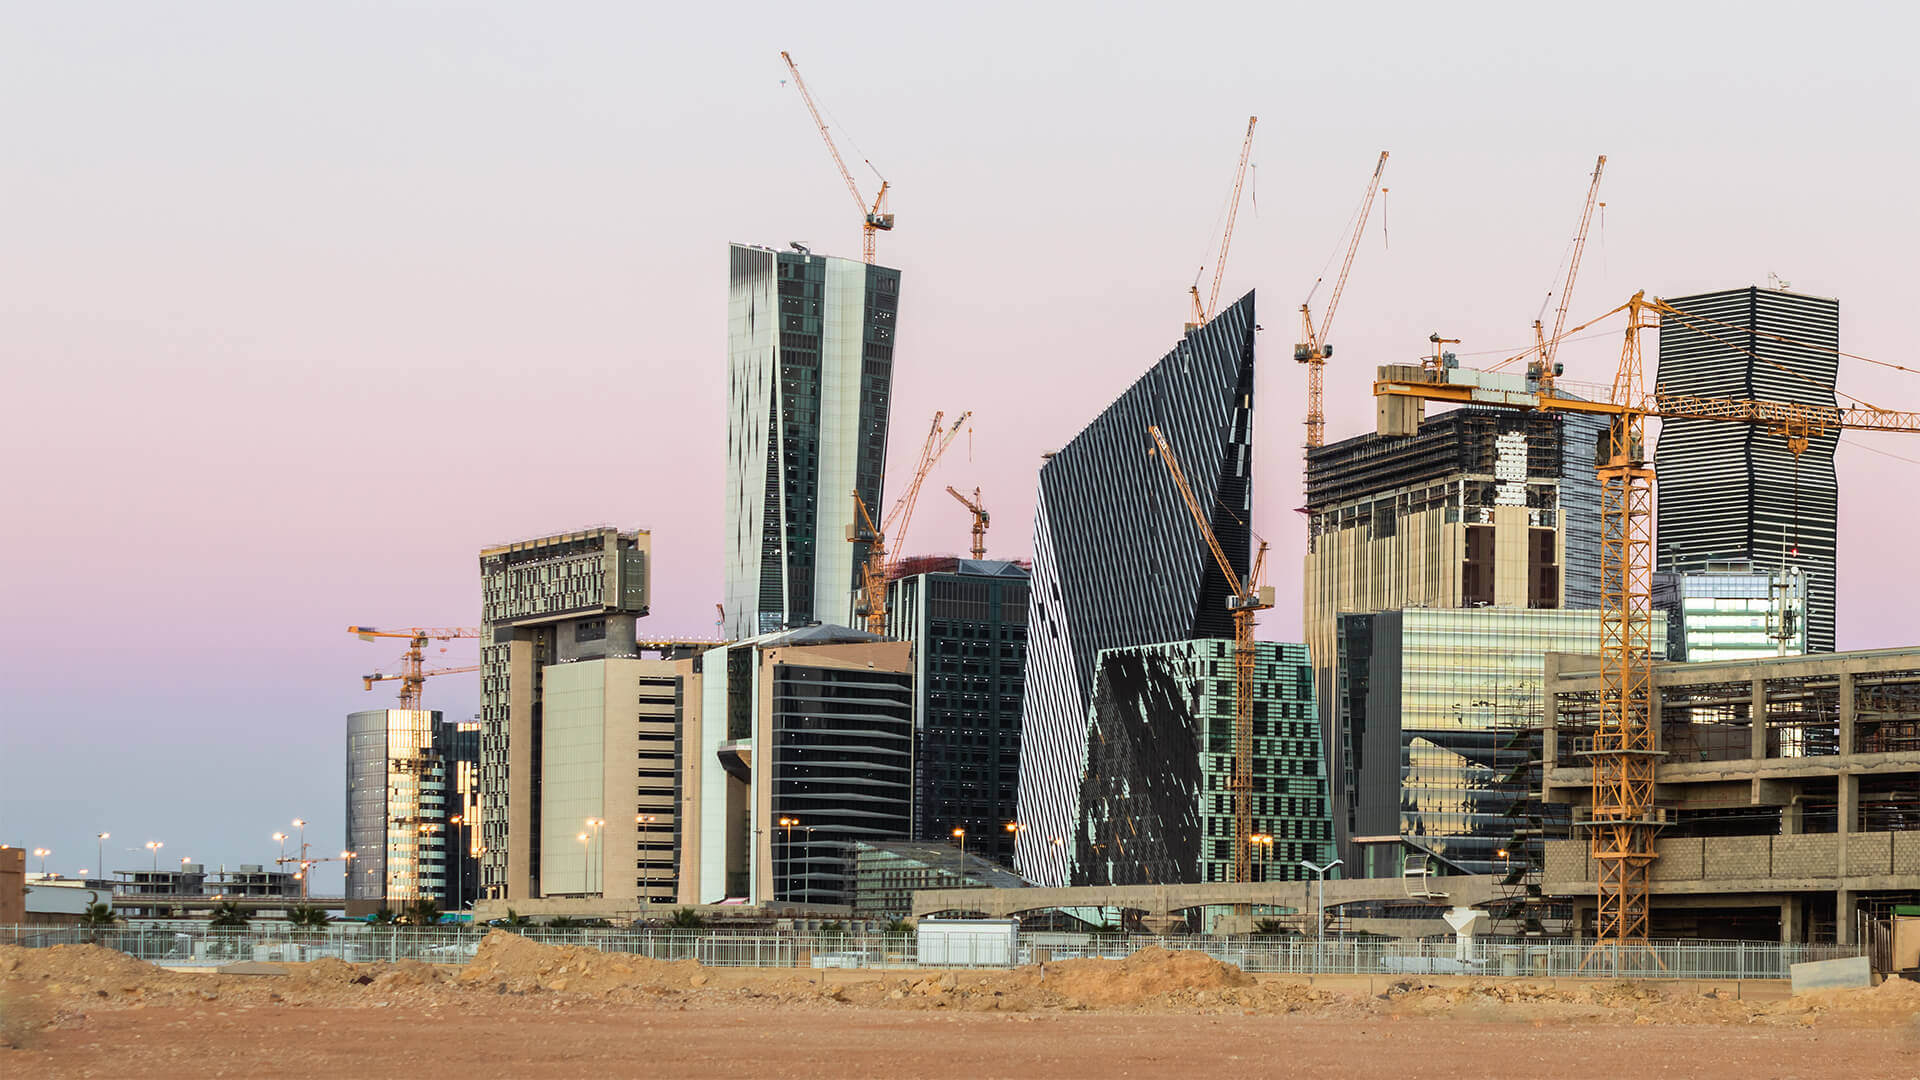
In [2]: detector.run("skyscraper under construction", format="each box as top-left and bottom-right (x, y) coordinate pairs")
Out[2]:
(1655, 285), (1838, 652)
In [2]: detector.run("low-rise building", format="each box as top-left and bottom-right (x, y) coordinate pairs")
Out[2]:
(1542, 647), (1920, 943)
(677, 625), (914, 907)
(849, 840), (1029, 919)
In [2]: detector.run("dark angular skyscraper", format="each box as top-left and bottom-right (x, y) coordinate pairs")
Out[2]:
(1656, 286), (1838, 651)
(1014, 293), (1257, 886)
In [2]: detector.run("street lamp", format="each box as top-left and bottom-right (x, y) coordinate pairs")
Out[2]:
(1298, 858), (1343, 943)
(577, 832), (590, 897)
(32, 848), (49, 875)
(777, 817), (799, 902)
(585, 819), (605, 897)
(449, 816), (464, 909)
(96, 833), (109, 880)
(290, 819), (310, 898)
(636, 815), (657, 916)
(1249, 834), (1274, 883)
(145, 841), (163, 874)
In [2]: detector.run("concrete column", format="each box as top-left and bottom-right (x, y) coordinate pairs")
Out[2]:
(1836, 888), (1856, 946)
(1750, 674), (1769, 761)
(1779, 895), (1802, 944)
(1837, 672), (1855, 756)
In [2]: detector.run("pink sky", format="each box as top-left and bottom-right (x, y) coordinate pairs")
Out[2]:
(4, 2), (1916, 885)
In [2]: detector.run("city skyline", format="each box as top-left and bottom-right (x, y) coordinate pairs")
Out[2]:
(6, 2), (1919, 883)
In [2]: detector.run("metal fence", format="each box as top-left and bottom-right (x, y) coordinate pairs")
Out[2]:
(0, 926), (1863, 981)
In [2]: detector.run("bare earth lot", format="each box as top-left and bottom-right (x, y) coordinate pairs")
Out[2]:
(5, 933), (1917, 1079)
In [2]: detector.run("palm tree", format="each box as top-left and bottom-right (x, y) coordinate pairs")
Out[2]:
(208, 901), (250, 930)
(288, 905), (332, 933)
(497, 908), (532, 929)
(78, 902), (118, 928)
(885, 918), (913, 936)
(369, 906), (398, 928)
(401, 897), (443, 927)
(545, 915), (581, 930)
(665, 907), (706, 930)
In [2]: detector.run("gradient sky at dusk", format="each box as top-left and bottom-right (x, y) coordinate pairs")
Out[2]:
(4, 2), (1916, 889)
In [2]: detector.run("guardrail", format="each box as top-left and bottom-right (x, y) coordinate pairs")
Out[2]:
(0, 926), (1863, 981)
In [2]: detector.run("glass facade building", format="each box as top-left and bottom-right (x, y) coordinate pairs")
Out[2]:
(723, 243), (899, 638)
(1658, 562), (1809, 664)
(345, 708), (448, 905)
(680, 626), (915, 908)
(849, 840), (1031, 918)
(885, 557), (1030, 864)
(1333, 609), (1645, 878)
(1077, 639), (1334, 885)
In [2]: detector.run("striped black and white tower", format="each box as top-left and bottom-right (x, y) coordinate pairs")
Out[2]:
(1014, 292), (1257, 886)
(1656, 286), (1838, 652)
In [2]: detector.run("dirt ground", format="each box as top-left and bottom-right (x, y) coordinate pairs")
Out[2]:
(5, 933), (1918, 1079)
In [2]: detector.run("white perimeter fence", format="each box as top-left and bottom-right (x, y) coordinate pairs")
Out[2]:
(0, 925), (1866, 981)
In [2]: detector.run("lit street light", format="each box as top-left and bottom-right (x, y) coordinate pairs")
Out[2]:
(1249, 834), (1274, 883)
(635, 815), (657, 916)
(145, 841), (163, 874)
(585, 818), (605, 896)
(32, 848), (49, 875)
(778, 817), (799, 901)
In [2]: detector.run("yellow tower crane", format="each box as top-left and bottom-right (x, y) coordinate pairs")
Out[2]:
(946, 485), (990, 560)
(1528, 155), (1607, 396)
(1186, 116), (1258, 332)
(1147, 425), (1272, 884)
(849, 411), (972, 634)
(1374, 291), (1920, 954)
(348, 626), (480, 710)
(1296, 150), (1389, 448)
(780, 50), (893, 265)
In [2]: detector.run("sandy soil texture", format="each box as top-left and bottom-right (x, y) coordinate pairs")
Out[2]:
(4, 933), (1917, 1079)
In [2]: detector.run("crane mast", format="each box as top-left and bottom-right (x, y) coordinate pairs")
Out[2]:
(946, 485), (990, 560)
(780, 51), (893, 264)
(1297, 151), (1389, 448)
(1531, 155), (1606, 394)
(849, 411), (971, 634)
(1186, 116), (1258, 331)
(1148, 425), (1273, 886)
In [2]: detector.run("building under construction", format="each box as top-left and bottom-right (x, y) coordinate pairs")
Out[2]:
(1303, 408), (1610, 877)
(1542, 647), (1920, 944)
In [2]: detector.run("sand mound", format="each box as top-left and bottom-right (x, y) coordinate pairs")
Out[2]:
(1796, 975), (1920, 1020)
(0, 944), (165, 986)
(457, 931), (701, 995)
(1035, 947), (1254, 1007)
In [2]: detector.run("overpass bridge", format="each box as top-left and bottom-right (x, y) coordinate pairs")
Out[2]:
(912, 876), (1498, 920)
(110, 893), (349, 914)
